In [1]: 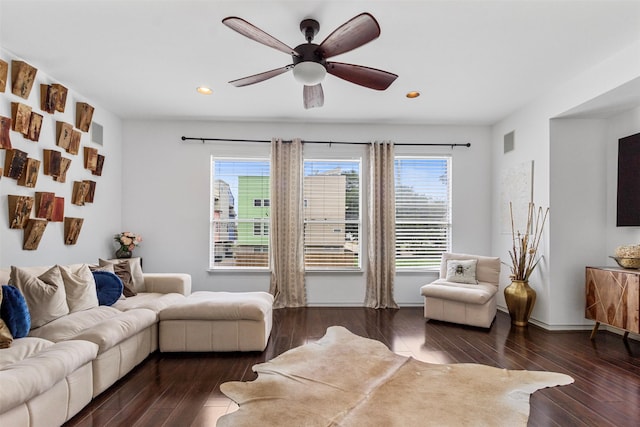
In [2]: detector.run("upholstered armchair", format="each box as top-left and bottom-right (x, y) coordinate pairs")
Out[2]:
(420, 253), (501, 328)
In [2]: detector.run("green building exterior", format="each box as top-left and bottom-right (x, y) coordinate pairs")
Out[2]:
(237, 175), (270, 247)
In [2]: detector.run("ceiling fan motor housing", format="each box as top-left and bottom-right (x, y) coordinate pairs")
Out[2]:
(292, 43), (326, 67)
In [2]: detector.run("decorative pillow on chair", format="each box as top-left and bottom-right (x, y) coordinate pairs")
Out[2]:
(9, 266), (69, 329)
(445, 259), (478, 284)
(98, 259), (137, 297)
(58, 264), (100, 312)
(1, 284), (31, 338)
(91, 271), (124, 306)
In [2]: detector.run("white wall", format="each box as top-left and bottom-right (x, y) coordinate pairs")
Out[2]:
(491, 41), (640, 328)
(122, 119), (492, 306)
(0, 48), (123, 268)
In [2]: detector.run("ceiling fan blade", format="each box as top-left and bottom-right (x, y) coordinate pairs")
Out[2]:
(222, 17), (299, 56)
(326, 62), (398, 90)
(318, 13), (381, 59)
(303, 84), (324, 109)
(229, 65), (294, 87)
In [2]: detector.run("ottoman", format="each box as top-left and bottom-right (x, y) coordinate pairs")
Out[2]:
(158, 291), (274, 352)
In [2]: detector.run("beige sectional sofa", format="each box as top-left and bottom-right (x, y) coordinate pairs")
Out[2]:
(0, 260), (191, 427)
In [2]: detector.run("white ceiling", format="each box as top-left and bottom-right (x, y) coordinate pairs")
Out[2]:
(1, 0), (639, 125)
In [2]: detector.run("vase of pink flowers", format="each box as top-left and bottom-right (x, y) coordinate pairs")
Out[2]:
(114, 231), (142, 258)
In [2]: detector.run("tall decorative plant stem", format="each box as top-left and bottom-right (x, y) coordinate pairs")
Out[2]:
(508, 202), (549, 282)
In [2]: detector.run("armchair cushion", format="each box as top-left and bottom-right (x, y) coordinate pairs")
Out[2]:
(421, 279), (498, 305)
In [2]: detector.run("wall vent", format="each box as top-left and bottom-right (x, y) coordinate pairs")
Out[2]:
(504, 131), (515, 153)
(92, 122), (104, 145)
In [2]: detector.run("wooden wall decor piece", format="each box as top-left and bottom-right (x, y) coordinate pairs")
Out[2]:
(17, 157), (40, 188)
(43, 149), (62, 176)
(76, 102), (94, 132)
(11, 102), (32, 135)
(64, 217), (84, 245)
(0, 59), (7, 92)
(26, 112), (43, 141)
(8, 195), (34, 229)
(23, 219), (47, 250)
(51, 197), (64, 222)
(83, 180), (96, 203)
(11, 60), (37, 99)
(40, 84), (55, 113)
(92, 154), (105, 176)
(53, 84), (68, 112)
(72, 181), (90, 206)
(84, 146), (98, 171)
(35, 192), (55, 220)
(3, 148), (28, 179)
(0, 116), (12, 149)
(56, 121), (72, 149)
(40, 83), (68, 114)
(52, 156), (71, 183)
(68, 129), (81, 155)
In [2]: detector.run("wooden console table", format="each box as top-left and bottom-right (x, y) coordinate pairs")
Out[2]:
(585, 266), (639, 340)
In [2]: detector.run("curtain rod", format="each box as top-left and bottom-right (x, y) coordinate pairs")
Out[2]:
(180, 136), (471, 148)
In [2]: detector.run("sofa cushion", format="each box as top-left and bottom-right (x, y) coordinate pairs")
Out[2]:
(160, 291), (274, 321)
(92, 271), (124, 306)
(112, 292), (186, 314)
(0, 337), (53, 370)
(0, 340), (98, 414)
(1, 285), (30, 338)
(27, 305), (156, 352)
(28, 306), (123, 342)
(421, 279), (498, 305)
(10, 266), (69, 329)
(98, 259), (137, 297)
(58, 264), (99, 312)
(70, 308), (156, 352)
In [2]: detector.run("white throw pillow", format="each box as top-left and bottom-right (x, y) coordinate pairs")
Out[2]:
(445, 259), (478, 284)
(58, 264), (100, 312)
(10, 265), (69, 328)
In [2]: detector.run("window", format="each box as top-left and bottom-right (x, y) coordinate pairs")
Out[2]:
(395, 157), (451, 269)
(303, 160), (360, 270)
(210, 159), (270, 269)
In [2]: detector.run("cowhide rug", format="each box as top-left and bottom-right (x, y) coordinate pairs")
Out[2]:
(218, 326), (573, 426)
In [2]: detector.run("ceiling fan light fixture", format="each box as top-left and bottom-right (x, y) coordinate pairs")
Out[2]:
(292, 61), (326, 85)
(406, 91), (420, 99)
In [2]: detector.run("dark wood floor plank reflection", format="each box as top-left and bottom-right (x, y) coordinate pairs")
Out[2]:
(64, 308), (640, 427)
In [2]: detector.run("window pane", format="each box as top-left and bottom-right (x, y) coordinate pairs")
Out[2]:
(303, 160), (360, 269)
(211, 159), (270, 268)
(395, 157), (451, 268)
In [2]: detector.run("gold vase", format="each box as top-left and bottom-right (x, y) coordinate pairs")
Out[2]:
(504, 280), (536, 326)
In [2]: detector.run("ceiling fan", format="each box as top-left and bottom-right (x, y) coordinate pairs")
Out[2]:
(222, 13), (398, 109)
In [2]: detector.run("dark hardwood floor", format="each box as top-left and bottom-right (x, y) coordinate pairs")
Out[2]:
(64, 308), (640, 427)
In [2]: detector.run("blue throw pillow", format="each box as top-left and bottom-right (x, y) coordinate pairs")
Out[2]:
(92, 271), (124, 306)
(1, 285), (31, 338)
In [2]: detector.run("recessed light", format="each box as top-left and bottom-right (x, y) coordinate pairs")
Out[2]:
(197, 86), (213, 95)
(406, 91), (420, 99)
